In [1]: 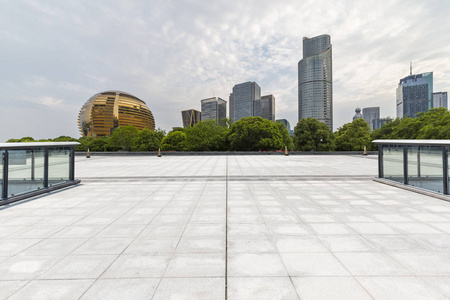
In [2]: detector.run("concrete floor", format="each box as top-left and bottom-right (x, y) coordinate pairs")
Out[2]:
(1, 155), (450, 299)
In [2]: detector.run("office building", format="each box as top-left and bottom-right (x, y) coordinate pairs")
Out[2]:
(254, 95), (275, 121)
(201, 97), (227, 122)
(363, 107), (380, 131)
(181, 109), (201, 128)
(276, 119), (291, 132)
(229, 93), (233, 121)
(230, 81), (261, 121)
(396, 72), (433, 118)
(353, 108), (363, 121)
(78, 90), (155, 137)
(433, 92), (448, 109)
(373, 118), (388, 130)
(298, 34), (333, 130)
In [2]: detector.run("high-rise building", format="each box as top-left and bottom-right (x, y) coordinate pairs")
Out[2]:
(433, 92), (448, 109)
(396, 72), (433, 118)
(201, 97), (227, 122)
(231, 81), (261, 121)
(298, 34), (333, 130)
(353, 108), (363, 121)
(362, 107), (380, 131)
(254, 95), (275, 121)
(181, 109), (201, 128)
(229, 93), (233, 121)
(276, 119), (291, 132)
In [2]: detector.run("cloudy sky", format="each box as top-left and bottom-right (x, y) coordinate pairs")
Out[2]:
(1, 0), (450, 142)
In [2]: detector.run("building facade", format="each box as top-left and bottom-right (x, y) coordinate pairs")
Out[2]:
(181, 109), (201, 128)
(230, 81), (261, 122)
(396, 72), (433, 118)
(276, 119), (291, 133)
(78, 91), (155, 137)
(201, 97), (227, 122)
(298, 34), (333, 130)
(254, 95), (275, 121)
(433, 92), (448, 109)
(353, 108), (363, 121)
(362, 107), (380, 131)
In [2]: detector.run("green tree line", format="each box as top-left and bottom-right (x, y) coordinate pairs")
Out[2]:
(7, 108), (450, 151)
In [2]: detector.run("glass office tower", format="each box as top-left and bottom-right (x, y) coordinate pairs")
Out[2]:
(298, 34), (333, 131)
(201, 97), (227, 122)
(181, 109), (201, 128)
(433, 92), (448, 109)
(362, 107), (380, 131)
(231, 81), (261, 122)
(396, 72), (433, 118)
(254, 95), (275, 121)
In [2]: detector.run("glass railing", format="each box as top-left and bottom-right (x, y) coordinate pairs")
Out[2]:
(0, 142), (80, 204)
(374, 140), (449, 195)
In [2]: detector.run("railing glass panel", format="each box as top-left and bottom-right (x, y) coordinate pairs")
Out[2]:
(7, 149), (45, 197)
(383, 145), (404, 182)
(408, 146), (443, 193)
(48, 147), (70, 185)
(0, 150), (3, 195)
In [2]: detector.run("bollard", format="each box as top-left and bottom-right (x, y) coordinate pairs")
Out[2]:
(364, 146), (367, 156)
(158, 148), (161, 157)
(86, 148), (91, 158)
(285, 146), (289, 156)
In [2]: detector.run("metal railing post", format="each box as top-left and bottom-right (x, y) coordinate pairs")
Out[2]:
(443, 146), (448, 195)
(44, 148), (49, 188)
(378, 144), (383, 178)
(403, 146), (408, 185)
(69, 147), (75, 181)
(31, 149), (35, 181)
(2, 150), (8, 199)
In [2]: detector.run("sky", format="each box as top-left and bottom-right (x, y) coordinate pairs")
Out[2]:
(1, 0), (450, 142)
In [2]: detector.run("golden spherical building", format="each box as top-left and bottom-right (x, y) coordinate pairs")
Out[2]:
(78, 91), (155, 137)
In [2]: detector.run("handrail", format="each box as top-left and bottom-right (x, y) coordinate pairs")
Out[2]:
(1, 142), (80, 204)
(373, 139), (450, 146)
(375, 140), (449, 196)
(0, 142), (79, 150)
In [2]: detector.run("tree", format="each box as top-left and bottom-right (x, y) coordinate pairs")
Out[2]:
(183, 120), (229, 151)
(369, 108), (450, 149)
(335, 119), (370, 151)
(160, 131), (187, 151)
(133, 128), (166, 151)
(228, 117), (284, 151)
(108, 126), (139, 151)
(53, 136), (79, 142)
(293, 118), (334, 151)
(276, 122), (294, 150)
(6, 137), (36, 143)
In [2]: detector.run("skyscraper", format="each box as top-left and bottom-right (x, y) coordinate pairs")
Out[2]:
(230, 81), (261, 121)
(298, 34), (333, 130)
(181, 109), (201, 128)
(362, 107), (380, 131)
(433, 92), (448, 109)
(254, 95), (275, 121)
(201, 97), (227, 122)
(396, 72), (433, 118)
(276, 119), (291, 132)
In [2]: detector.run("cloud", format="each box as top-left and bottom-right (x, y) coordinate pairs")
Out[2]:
(1, 0), (450, 141)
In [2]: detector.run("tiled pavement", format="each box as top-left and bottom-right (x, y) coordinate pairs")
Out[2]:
(1, 155), (450, 299)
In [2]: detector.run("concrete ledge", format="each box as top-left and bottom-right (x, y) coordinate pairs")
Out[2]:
(76, 151), (378, 156)
(373, 177), (450, 202)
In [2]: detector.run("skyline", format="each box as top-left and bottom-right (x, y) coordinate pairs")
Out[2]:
(1, 0), (450, 142)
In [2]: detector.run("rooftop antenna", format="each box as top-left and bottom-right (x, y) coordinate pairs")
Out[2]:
(410, 61), (412, 76)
